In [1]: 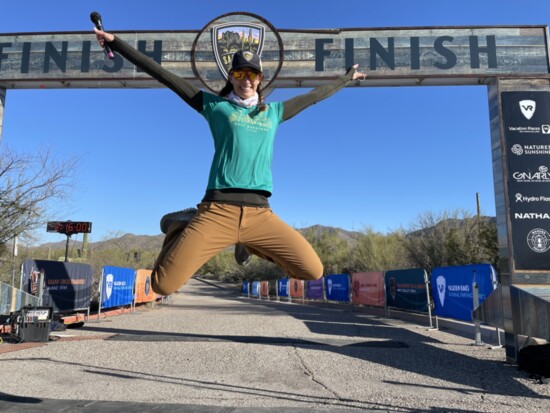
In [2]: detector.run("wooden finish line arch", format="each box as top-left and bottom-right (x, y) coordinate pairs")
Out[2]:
(1, 13), (550, 362)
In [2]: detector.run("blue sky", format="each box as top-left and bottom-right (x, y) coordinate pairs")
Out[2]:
(1, 0), (549, 245)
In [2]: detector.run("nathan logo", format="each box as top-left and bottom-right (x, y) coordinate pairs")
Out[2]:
(212, 22), (265, 79)
(512, 165), (550, 183)
(519, 99), (536, 120)
(514, 212), (550, 220)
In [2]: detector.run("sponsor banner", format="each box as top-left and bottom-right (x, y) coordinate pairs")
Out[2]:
(352, 272), (385, 307)
(385, 268), (429, 312)
(305, 278), (324, 300)
(260, 281), (269, 297)
(502, 91), (550, 270)
(101, 266), (135, 309)
(21, 259), (93, 312)
(431, 264), (497, 322)
(325, 274), (350, 302)
(250, 281), (261, 297)
(289, 279), (304, 298)
(134, 269), (156, 304)
(242, 281), (249, 295)
(278, 278), (289, 297)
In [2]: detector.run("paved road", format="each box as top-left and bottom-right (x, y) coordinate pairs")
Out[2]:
(0, 277), (549, 412)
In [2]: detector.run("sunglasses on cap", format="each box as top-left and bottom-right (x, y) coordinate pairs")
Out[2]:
(232, 70), (262, 81)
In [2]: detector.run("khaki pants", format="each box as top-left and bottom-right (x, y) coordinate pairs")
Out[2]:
(152, 202), (323, 295)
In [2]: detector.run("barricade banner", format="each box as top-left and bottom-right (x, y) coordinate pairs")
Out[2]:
(278, 278), (289, 297)
(242, 281), (249, 296)
(21, 259), (92, 312)
(385, 268), (429, 312)
(260, 281), (269, 297)
(101, 266), (135, 309)
(289, 279), (304, 298)
(134, 269), (156, 303)
(250, 281), (261, 297)
(305, 278), (324, 300)
(351, 272), (385, 307)
(325, 274), (350, 302)
(431, 264), (497, 321)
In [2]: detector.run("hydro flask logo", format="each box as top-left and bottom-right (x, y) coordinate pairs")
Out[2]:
(519, 100), (536, 120)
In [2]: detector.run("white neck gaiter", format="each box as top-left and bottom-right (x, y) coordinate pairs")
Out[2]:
(226, 91), (259, 108)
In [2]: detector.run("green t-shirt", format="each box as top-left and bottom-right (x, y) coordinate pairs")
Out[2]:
(201, 92), (284, 195)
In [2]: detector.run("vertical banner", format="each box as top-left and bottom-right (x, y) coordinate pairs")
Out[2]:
(289, 279), (304, 298)
(501, 92), (550, 271)
(134, 269), (156, 304)
(242, 281), (249, 296)
(250, 281), (261, 297)
(431, 264), (497, 321)
(325, 274), (350, 302)
(101, 266), (135, 309)
(385, 268), (429, 312)
(278, 278), (289, 297)
(351, 272), (385, 307)
(305, 278), (324, 300)
(21, 259), (92, 312)
(260, 281), (269, 298)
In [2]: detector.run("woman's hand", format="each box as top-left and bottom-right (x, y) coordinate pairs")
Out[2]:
(94, 27), (114, 47)
(351, 64), (367, 81)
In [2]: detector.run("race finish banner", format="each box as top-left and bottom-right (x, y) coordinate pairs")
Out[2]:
(501, 91), (550, 271)
(21, 259), (92, 312)
(100, 266), (135, 309)
(0, 14), (548, 93)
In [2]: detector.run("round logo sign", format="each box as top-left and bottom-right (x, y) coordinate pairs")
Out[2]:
(526, 228), (550, 253)
(191, 12), (283, 93)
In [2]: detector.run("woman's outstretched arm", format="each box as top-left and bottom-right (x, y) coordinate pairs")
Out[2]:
(281, 65), (366, 121)
(94, 28), (203, 111)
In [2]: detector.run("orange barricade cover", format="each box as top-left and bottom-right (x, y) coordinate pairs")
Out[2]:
(135, 269), (156, 303)
(351, 272), (385, 307)
(289, 279), (304, 298)
(260, 281), (269, 297)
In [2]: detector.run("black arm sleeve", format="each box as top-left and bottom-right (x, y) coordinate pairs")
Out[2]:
(109, 36), (203, 112)
(281, 68), (355, 122)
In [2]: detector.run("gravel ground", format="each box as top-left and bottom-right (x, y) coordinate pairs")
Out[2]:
(0, 277), (549, 412)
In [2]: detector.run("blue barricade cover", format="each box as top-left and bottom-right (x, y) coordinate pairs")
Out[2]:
(21, 259), (93, 312)
(385, 268), (429, 312)
(250, 281), (261, 297)
(278, 278), (289, 297)
(325, 274), (350, 302)
(101, 266), (135, 309)
(431, 264), (497, 322)
(242, 281), (249, 295)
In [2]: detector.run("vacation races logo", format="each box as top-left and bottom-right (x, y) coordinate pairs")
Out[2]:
(507, 98), (550, 135)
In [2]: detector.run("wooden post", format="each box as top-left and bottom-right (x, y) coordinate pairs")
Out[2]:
(0, 88), (5, 145)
